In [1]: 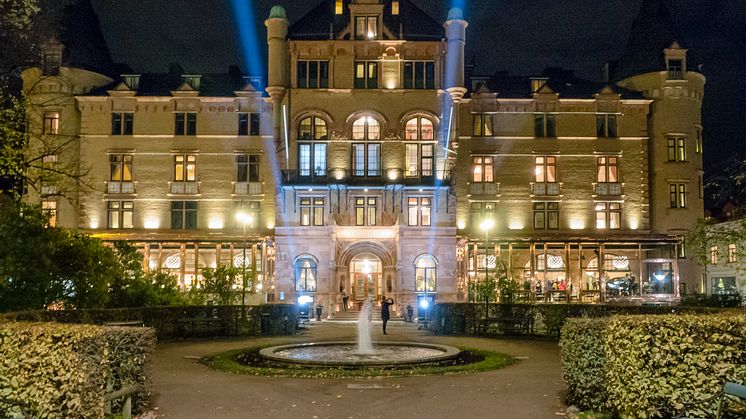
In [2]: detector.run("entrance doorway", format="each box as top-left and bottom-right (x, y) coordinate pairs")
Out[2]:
(349, 254), (382, 303)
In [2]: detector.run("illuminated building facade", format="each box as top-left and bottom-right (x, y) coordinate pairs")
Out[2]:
(21, 0), (704, 313)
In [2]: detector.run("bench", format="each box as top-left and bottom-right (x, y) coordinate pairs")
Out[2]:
(176, 317), (228, 337)
(675, 381), (746, 418)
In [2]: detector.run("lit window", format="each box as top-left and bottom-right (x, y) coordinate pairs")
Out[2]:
(597, 157), (618, 183)
(351, 116), (380, 140)
(472, 156), (494, 183)
(415, 255), (437, 292)
(354, 61), (378, 89)
(236, 154), (260, 182)
(667, 138), (686, 162)
(728, 244), (737, 263)
(300, 197), (325, 226)
(110, 155), (133, 182)
(41, 201), (57, 227)
(533, 202), (559, 230)
(470, 202), (496, 227)
(295, 255), (318, 292)
(299, 116), (328, 140)
(669, 184), (686, 208)
(111, 112), (133, 135)
(404, 117), (434, 140)
(710, 245), (718, 265)
(234, 201), (261, 228)
(595, 202), (621, 229)
(175, 112), (197, 135)
(535, 113), (556, 138)
(403, 62), (435, 89)
(171, 201), (197, 229)
(408, 197), (431, 226)
(596, 114), (617, 138)
(355, 197), (377, 226)
(534, 156), (556, 183)
(174, 155), (196, 181)
(107, 201), (134, 229)
(352, 143), (381, 177)
(355, 16), (378, 39)
(472, 113), (493, 136)
(238, 112), (261, 135)
(43, 112), (59, 135)
(695, 128), (703, 154)
(405, 143), (433, 178)
(335, 0), (343, 14)
(297, 61), (329, 88)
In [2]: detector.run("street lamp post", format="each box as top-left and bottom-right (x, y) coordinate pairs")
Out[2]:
(236, 211), (254, 306)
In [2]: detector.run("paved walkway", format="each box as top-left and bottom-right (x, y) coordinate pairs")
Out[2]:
(150, 321), (566, 419)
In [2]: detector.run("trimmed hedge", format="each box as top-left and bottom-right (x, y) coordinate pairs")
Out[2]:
(560, 314), (746, 418)
(0, 304), (299, 340)
(0, 322), (155, 418)
(427, 303), (719, 338)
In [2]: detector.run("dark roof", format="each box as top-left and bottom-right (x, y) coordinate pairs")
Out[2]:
(613, 0), (696, 81)
(469, 68), (645, 100)
(57, 0), (114, 76)
(288, 0), (443, 41)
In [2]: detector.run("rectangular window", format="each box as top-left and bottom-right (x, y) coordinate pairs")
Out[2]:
(678, 237), (686, 258)
(534, 156), (556, 183)
(535, 113), (556, 138)
(710, 245), (718, 265)
(667, 138), (686, 162)
(597, 156), (618, 183)
(391, 0), (399, 15)
(234, 200), (261, 228)
(174, 155), (196, 181)
(355, 16), (377, 39)
(408, 197), (431, 226)
(470, 202), (496, 227)
(406, 144), (434, 177)
(405, 144), (418, 177)
(695, 128), (702, 154)
(698, 174), (704, 199)
(110, 155), (133, 182)
(297, 61), (329, 88)
(354, 61), (378, 89)
(111, 112), (133, 135)
(472, 113), (493, 137)
(595, 202), (621, 229)
(298, 143), (327, 176)
(351, 143), (381, 177)
(175, 113), (197, 135)
(171, 201), (197, 229)
(236, 154), (260, 182)
(355, 197), (377, 226)
(533, 202), (559, 230)
(238, 113), (249, 135)
(41, 201), (57, 227)
(669, 184), (686, 208)
(335, 0), (343, 14)
(728, 244), (737, 263)
(300, 197), (325, 226)
(43, 111), (59, 135)
(472, 156), (494, 183)
(107, 201), (134, 229)
(596, 114), (617, 138)
(403, 61), (435, 89)
(667, 59), (683, 80)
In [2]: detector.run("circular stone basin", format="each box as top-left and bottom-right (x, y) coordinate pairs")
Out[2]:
(259, 341), (461, 367)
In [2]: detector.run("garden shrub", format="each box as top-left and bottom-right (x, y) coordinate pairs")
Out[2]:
(560, 313), (746, 418)
(0, 322), (156, 418)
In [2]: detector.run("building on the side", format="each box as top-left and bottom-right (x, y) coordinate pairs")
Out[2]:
(701, 204), (746, 296)
(20, 0), (705, 314)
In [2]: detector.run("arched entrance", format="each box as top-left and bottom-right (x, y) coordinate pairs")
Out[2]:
(349, 253), (382, 303)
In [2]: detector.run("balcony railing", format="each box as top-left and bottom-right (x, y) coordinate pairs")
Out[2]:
(107, 181), (135, 194)
(170, 181), (199, 195)
(469, 182), (498, 196)
(595, 183), (622, 196)
(531, 182), (560, 196)
(234, 181), (262, 195)
(282, 168), (452, 187)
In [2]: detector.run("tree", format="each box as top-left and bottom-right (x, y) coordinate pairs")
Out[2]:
(706, 156), (746, 209)
(107, 241), (183, 308)
(200, 265), (244, 305)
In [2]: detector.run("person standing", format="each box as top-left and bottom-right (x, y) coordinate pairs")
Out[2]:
(341, 289), (349, 311)
(381, 296), (394, 334)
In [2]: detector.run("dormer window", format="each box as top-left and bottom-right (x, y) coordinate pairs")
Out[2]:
(335, 0), (343, 14)
(355, 16), (378, 40)
(531, 78), (548, 93)
(181, 75), (201, 90)
(392, 1), (400, 15)
(121, 74), (141, 90)
(667, 59), (683, 80)
(42, 53), (61, 75)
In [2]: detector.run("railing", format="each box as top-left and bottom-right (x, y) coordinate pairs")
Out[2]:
(595, 182), (622, 196)
(234, 181), (262, 195)
(169, 181), (199, 194)
(282, 168), (452, 186)
(107, 181), (135, 194)
(531, 182), (560, 196)
(469, 182), (498, 195)
(40, 185), (59, 196)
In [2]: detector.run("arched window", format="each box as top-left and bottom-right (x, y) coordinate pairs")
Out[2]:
(352, 116), (380, 140)
(294, 255), (318, 292)
(404, 117), (434, 140)
(414, 254), (437, 292)
(298, 116), (327, 140)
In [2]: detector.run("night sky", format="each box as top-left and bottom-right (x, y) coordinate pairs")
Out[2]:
(90, 0), (746, 174)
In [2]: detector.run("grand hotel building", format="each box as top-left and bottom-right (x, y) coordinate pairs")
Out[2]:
(21, 0), (705, 314)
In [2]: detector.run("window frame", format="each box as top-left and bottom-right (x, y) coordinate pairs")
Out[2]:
(354, 61), (379, 89)
(533, 202), (559, 230)
(43, 111), (60, 135)
(174, 155), (197, 182)
(297, 60), (330, 88)
(472, 113), (493, 137)
(596, 156), (619, 183)
(472, 156), (495, 183)
(109, 154), (133, 182)
(669, 183), (686, 208)
(407, 197), (432, 227)
(404, 117), (434, 141)
(534, 156), (556, 183)
(351, 143), (381, 177)
(727, 243), (737, 263)
(535, 113), (556, 138)
(175, 112), (197, 136)
(111, 112), (134, 135)
(595, 202), (621, 230)
(294, 255), (318, 292)
(236, 154), (260, 182)
(667, 137), (686, 162)
(596, 114), (617, 138)
(414, 254), (437, 292)
(170, 201), (197, 230)
(355, 16), (378, 39)
(355, 197), (378, 226)
(299, 197), (325, 226)
(107, 200), (134, 229)
(403, 61), (436, 89)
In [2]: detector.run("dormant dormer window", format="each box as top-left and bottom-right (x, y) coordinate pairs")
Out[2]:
(121, 74), (140, 90)
(667, 59), (684, 80)
(181, 75), (201, 90)
(355, 16), (378, 40)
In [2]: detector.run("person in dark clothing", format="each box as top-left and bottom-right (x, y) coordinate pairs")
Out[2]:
(381, 296), (394, 334)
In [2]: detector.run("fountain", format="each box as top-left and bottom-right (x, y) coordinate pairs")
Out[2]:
(258, 298), (460, 367)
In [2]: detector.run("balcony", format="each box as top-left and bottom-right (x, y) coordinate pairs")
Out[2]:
(594, 183), (622, 196)
(106, 181), (135, 194)
(169, 181), (199, 195)
(531, 182), (560, 196)
(281, 168), (452, 187)
(234, 181), (263, 195)
(469, 182), (498, 196)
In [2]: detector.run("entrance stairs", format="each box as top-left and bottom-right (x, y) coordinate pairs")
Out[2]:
(328, 306), (404, 322)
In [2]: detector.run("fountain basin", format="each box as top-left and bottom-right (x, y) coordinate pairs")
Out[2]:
(259, 341), (461, 367)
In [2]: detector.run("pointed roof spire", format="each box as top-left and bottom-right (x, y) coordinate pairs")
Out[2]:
(614, 0), (682, 81)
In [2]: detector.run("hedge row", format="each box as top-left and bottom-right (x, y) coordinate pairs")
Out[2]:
(0, 304), (299, 340)
(427, 303), (720, 338)
(560, 314), (746, 418)
(0, 322), (155, 418)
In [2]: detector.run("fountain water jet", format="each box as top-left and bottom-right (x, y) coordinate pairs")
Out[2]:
(356, 299), (374, 354)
